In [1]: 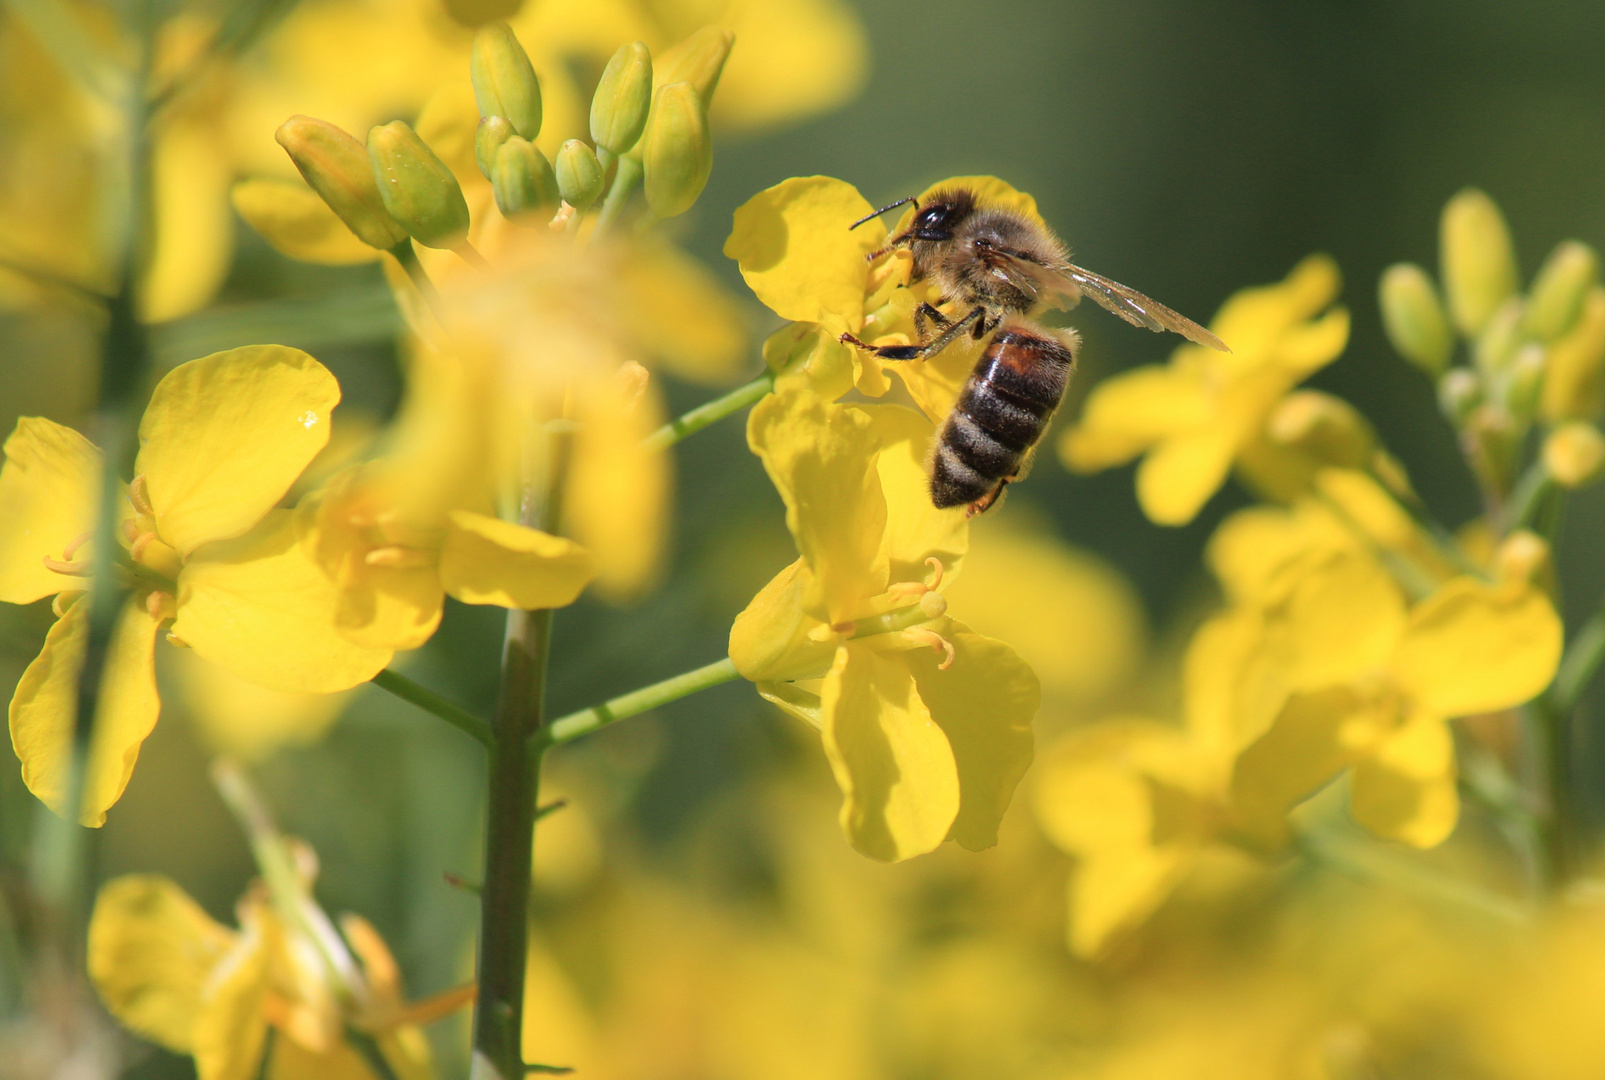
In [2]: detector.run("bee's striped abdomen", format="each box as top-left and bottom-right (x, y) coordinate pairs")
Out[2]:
(930, 326), (1076, 511)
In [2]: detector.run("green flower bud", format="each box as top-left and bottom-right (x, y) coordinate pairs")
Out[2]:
(275, 115), (409, 251)
(470, 22), (541, 139)
(1541, 287), (1605, 423)
(655, 26), (733, 105)
(643, 82), (712, 219)
(555, 139), (604, 210)
(475, 115), (515, 181)
(1543, 421), (1605, 488)
(1525, 239), (1599, 342)
(366, 121), (471, 250)
(1378, 263), (1452, 375)
(590, 42), (652, 156)
(1504, 343), (1546, 419)
(1438, 368), (1482, 425)
(492, 136), (558, 224)
(1473, 297), (1524, 376)
(1440, 187), (1518, 337)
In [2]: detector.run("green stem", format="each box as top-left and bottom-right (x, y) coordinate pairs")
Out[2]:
(592, 156), (642, 238)
(370, 669), (493, 748)
(1294, 826), (1528, 925)
(472, 420), (573, 1078)
(641, 371), (776, 453)
(390, 242), (448, 322)
(538, 658), (741, 748)
(1508, 460), (1557, 534)
(1527, 696), (1575, 892)
(1553, 607), (1605, 715)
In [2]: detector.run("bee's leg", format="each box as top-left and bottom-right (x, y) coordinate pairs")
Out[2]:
(966, 477), (1010, 517)
(841, 306), (985, 361)
(972, 311), (998, 339)
(914, 302), (952, 340)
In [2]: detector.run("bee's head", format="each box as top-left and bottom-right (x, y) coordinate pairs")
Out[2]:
(900, 189), (977, 243)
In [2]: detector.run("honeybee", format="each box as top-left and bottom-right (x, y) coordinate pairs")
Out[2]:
(841, 187), (1229, 515)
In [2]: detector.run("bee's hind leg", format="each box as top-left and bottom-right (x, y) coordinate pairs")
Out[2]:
(842, 305), (985, 361)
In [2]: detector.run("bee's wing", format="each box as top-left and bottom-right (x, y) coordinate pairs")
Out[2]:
(1059, 264), (1230, 352)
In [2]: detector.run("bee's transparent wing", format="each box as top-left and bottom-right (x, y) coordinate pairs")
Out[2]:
(1061, 264), (1229, 352)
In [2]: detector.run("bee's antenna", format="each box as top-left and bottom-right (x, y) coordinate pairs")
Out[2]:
(850, 196), (919, 231)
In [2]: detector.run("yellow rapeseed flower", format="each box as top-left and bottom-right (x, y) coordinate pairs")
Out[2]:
(729, 389), (1039, 862)
(1060, 254), (1350, 525)
(0, 347), (392, 824)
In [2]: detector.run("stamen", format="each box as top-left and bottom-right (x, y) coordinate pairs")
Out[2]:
(146, 590), (177, 623)
(902, 627), (955, 670)
(886, 557), (947, 604)
(131, 532), (183, 581)
(62, 532), (92, 562)
(41, 556), (91, 576)
(548, 201), (576, 231)
(52, 591), (83, 617)
(128, 474), (154, 516)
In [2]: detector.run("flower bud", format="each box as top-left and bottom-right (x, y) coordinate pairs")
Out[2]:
(555, 139), (604, 210)
(1440, 187), (1518, 337)
(1378, 263), (1453, 376)
(1438, 367), (1482, 425)
(1543, 421), (1605, 488)
(474, 115), (514, 180)
(1496, 530), (1554, 589)
(590, 41), (652, 156)
(366, 121), (471, 249)
(643, 82), (712, 219)
(655, 26), (733, 105)
(491, 136), (558, 223)
(1525, 239), (1599, 342)
(275, 115), (409, 251)
(1266, 390), (1376, 469)
(1473, 297), (1524, 376)
(470, 22), (541, 139)
(1540, 287), (1605, 423)
(1504, 343), (1546, 419)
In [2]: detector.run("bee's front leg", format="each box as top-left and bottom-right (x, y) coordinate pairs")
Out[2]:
(841, 305), (985, 361)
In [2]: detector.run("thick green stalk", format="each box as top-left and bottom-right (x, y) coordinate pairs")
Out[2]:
(538, 657), (741, 747)
(641, 371), (775, 453)
(472, 423), (572, 1078)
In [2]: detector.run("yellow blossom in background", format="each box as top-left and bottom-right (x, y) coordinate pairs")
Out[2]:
(1060, 254), (1350, 525)
(730, 389), (1039, 862)
(0, 347), (390, 824)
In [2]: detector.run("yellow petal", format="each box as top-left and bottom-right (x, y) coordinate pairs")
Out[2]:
(191, 913), (272, 1080)
(1210, 253), (1342, 357)
(10, 597), (161, 826)
(231, 178), (383, 265)
(1066, 847), (1192, 959)
(174, 511), (392, 693)
(711, 0), (868, 131)
(617, 239), (749, 385)
(724, 176), (882, 332)
(1276, 551), (1408, 691)
(88, 874), (237, 1053)
(1033, 719), (1199, 856)
(137, 346), (341, 556)
(142, 119), (233, 322)
(266, 1040), (383, 1080)
(1349, 712), (1459, 848)
(747, 390), (888, 623)
(1183, 610), (1288, 755)
(862, 404), (967, 582)
(1059, 365), (1210, 472)
(1273, 306), (1351, 376)
(565, 374), (668, 602)
(1229, 688), (1380, 849)
(904, 624), (1037, 851)
(170, 646), (348, 761)
(1391, 577), (1563, 718)
(1206, 501), (1353, 605)
(1135, 427), (1236, 526)
(729, 559), (840, 684)
(820, 642), (959, 862)
(439, 511), (595, 610)
(0, 417), (99, 603)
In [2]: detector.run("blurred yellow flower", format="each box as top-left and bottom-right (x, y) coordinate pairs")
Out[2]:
(1060, 254), (1350, 525)
(730, 389), (1039, 862)
(89, 865), (466, 1080)
(0, 347), (389, 824)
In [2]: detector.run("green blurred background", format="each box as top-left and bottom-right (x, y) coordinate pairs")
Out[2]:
(7, 2), (1605, 1076)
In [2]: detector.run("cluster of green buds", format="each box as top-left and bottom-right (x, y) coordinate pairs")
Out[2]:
(274, 21), (731, 258)
(1380, 188), (1605, 506)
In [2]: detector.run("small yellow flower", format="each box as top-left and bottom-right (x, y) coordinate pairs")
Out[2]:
(1060, 254), (1350, 525)
(89, 863), (469, 1080)
(729, 389), (1039, 862)
(0, 347), (390, 824)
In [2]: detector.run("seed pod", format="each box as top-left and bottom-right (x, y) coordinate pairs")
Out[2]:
(275, 115), (409, 251)
(590, 42), (652, 156)
(555, 140), (604, 210)
(1378, 263), (1452, 376)
(492, 136), (558, 223)
(366, 121), (471, 249)
(475, 115), (515, 181)
(1526, 240), (1599, 342)
(470, 21), (541, 139)
(1441, 188), (1518, 337)
(1543, 422), (1605, 487)
(643, 82), (712, 219)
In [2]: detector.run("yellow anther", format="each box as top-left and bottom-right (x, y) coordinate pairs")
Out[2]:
(62, 532), (92, 562)
(919, 591), (948, 620)
(614, 360), (650, 414)
(886, 557), (947, 604)
(146, 590), (178, 623)
(548, 201), (576, 231)
(902, 627), (955, 670)
(364, 546), (433, 570)
(41, 555), (91, 576)
(131, 532), (183, 581)
(128, 474), (154, 516)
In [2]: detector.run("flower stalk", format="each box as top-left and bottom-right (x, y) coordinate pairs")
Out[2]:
(641, 369), (775, 452)
(538, 657), (740, 747)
